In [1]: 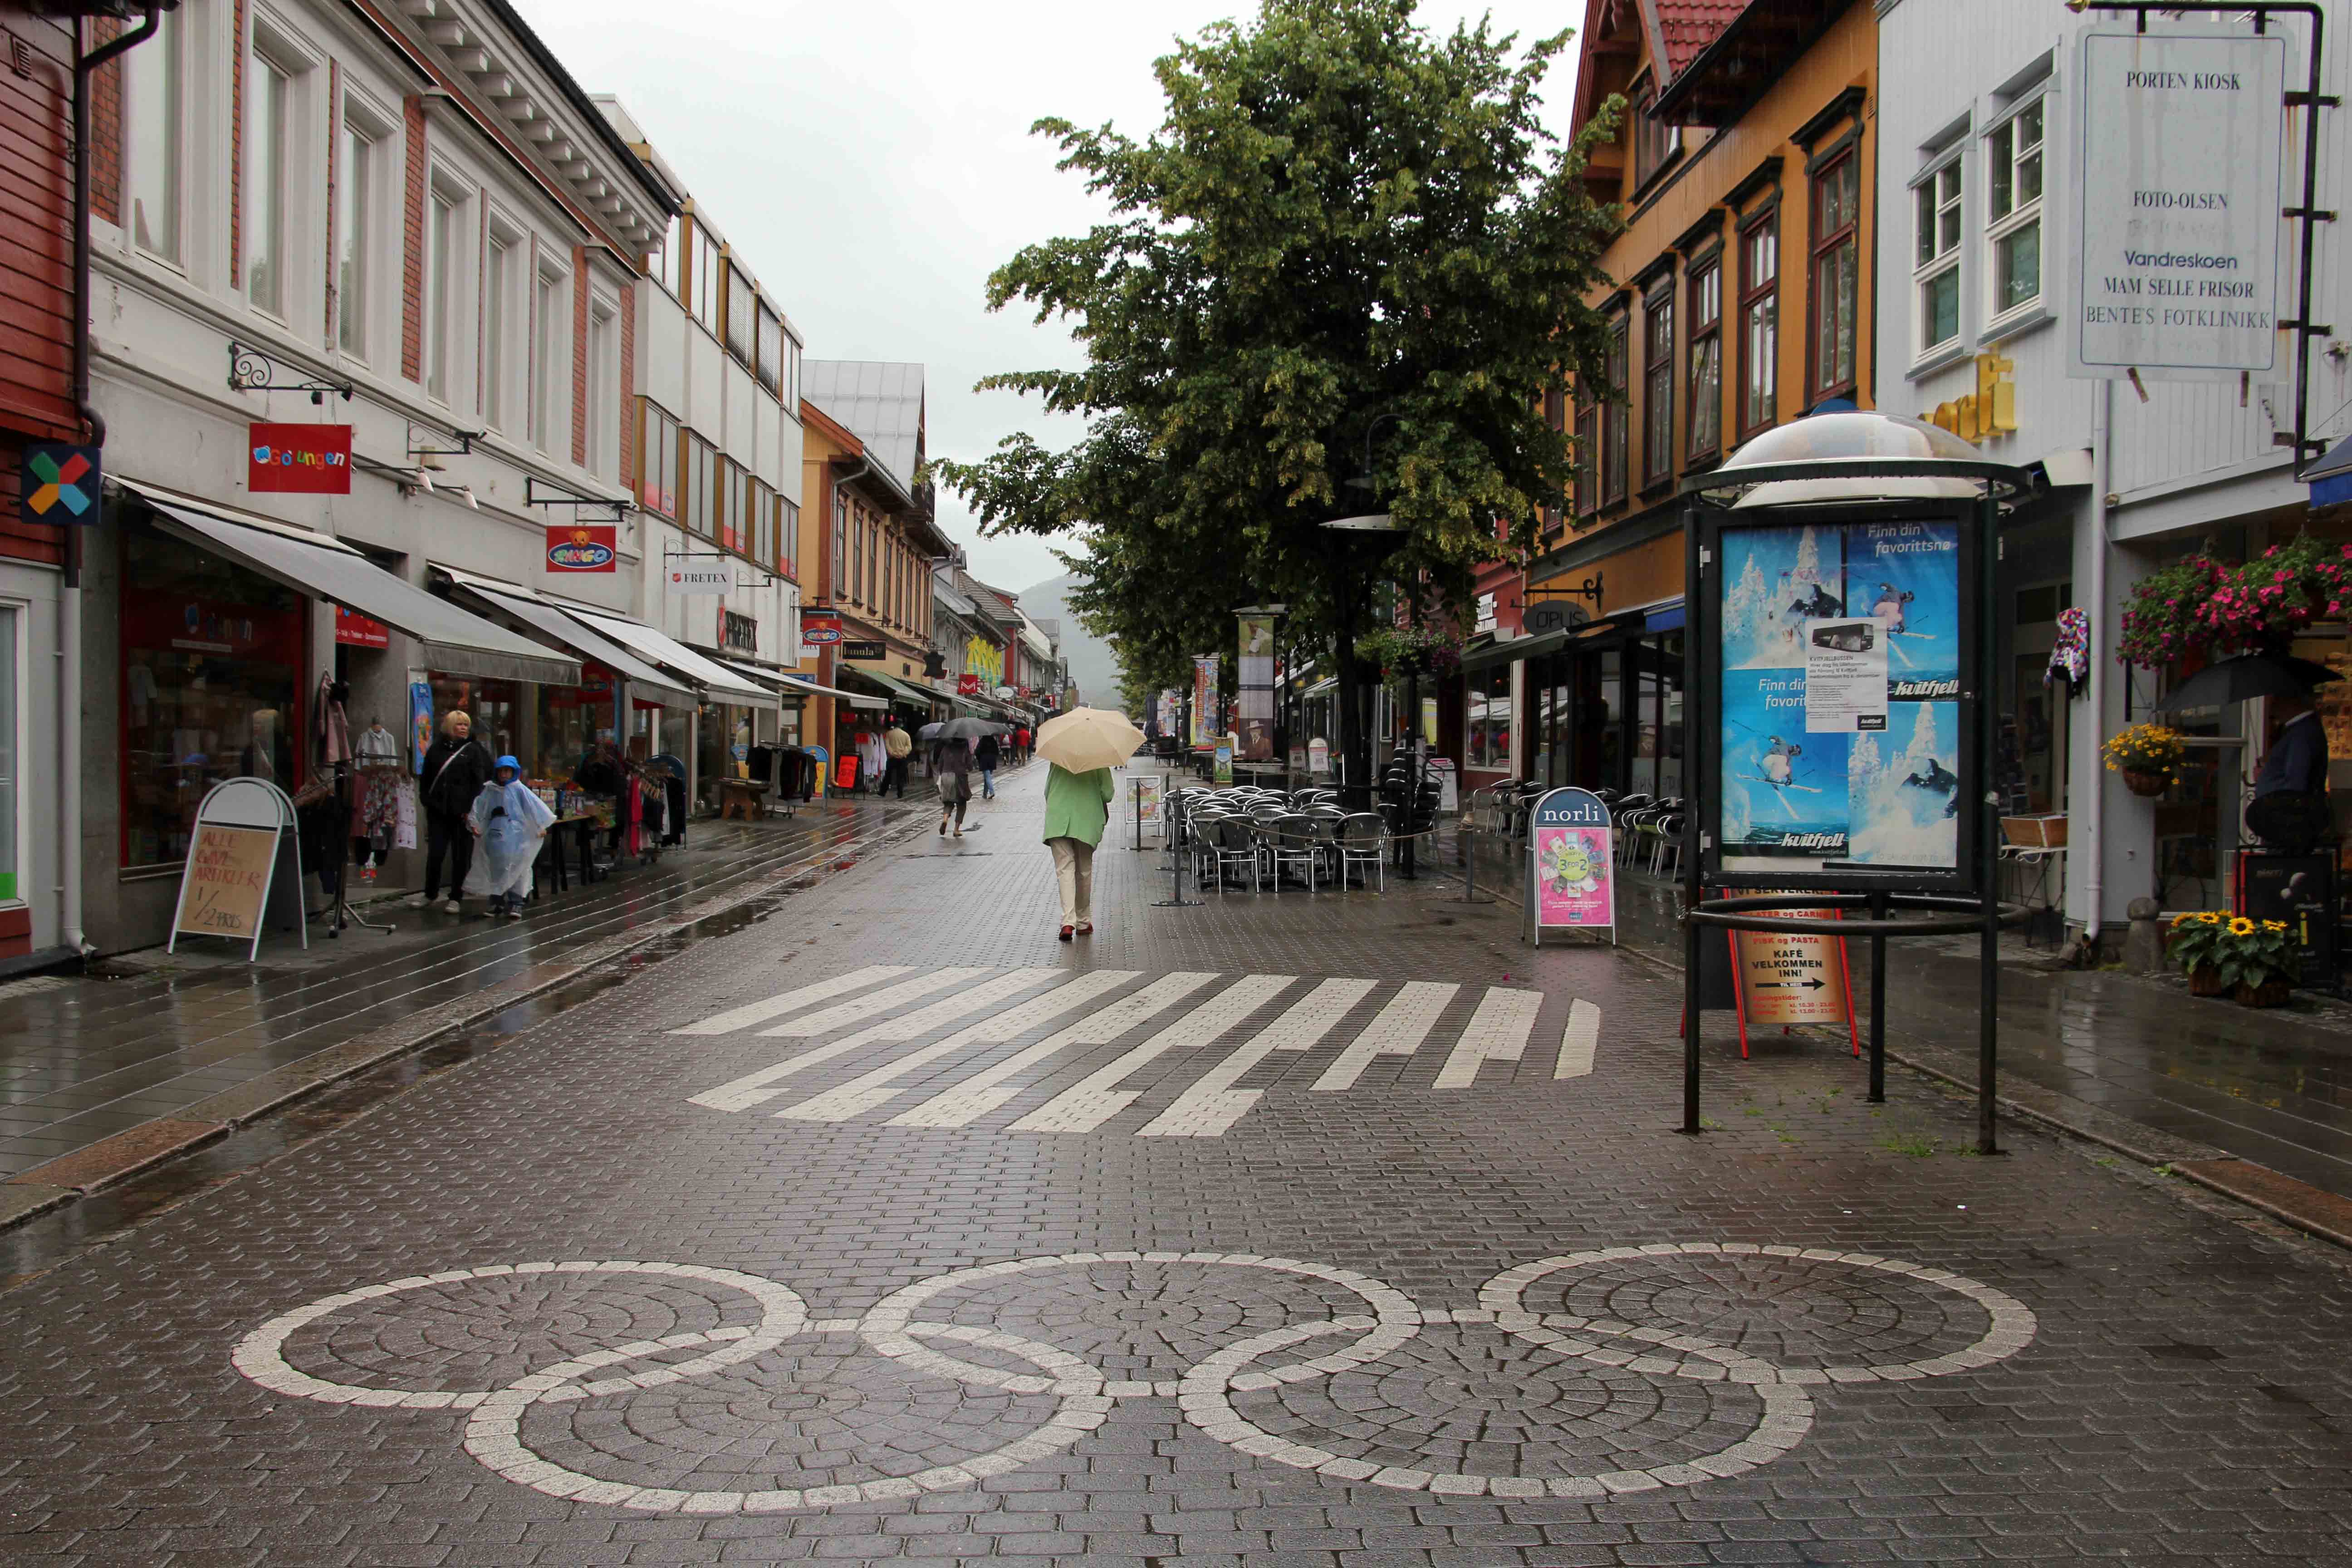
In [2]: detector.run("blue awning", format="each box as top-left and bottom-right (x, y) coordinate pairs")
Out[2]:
(2310, 435), (2352, 509)
(1646, 601), (1686, 632)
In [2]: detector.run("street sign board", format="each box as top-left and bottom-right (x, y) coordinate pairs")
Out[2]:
(1528, 787), (1616, 946)
(2068, 25), (2289, 382)
(248, 422), (352, 494)
(1733, 902), (1852, 1027)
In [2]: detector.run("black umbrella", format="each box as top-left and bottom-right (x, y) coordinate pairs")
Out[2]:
(933, 716), (996, 743)
(2153, 653), (2340, 712)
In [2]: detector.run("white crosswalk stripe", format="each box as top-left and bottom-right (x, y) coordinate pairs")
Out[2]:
(680, 969), (1601, 1138)
(755, 967), (995, 1038)
(773, 970), (1145, 1123)
(689, 968), (1044, 1112)
(1010, 973), (1297, 1133)
(1137, 978), (1375, 1137)
(1557, 997), (1601, 1078)
(1310, 981), (1457, 1092)
(889, 972), (1220, 1128)
(1434, 987), (1544, 1087)
(667, 965), (913, 1036)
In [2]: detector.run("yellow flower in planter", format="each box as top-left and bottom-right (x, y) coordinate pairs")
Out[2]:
(2200, 911), (2223, 925)
(2229, 916), (2257, 936)
(2264, 920), (2289, 933)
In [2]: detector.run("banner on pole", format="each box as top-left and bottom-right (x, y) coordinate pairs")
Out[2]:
(1191, 657), (1218, 746)
(1237, 614), (1275, 761)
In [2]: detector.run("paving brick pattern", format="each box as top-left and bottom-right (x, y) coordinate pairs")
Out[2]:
(3, 772), (2352, 1564)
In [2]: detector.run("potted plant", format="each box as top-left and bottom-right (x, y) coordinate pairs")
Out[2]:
(2118, 536), (2352, 669)
(2220, 915), (2299, 1007)
(2102, 723), (2186, 798)
(2166, 911), (2232, 997)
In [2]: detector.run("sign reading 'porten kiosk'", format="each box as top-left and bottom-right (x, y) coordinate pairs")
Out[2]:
(2070, 26), (2288, 382)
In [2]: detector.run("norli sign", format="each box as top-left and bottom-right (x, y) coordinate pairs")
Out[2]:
(1527, 787), (1616, 946)
(2069, 25), (2290, 381)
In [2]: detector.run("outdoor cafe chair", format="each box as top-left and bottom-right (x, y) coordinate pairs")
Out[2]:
(1266, 814), (1320, 893)
(1650, 811), (1686, 878)
(1338, 812), (1389, 892)
(1211, 816), (1263, 893)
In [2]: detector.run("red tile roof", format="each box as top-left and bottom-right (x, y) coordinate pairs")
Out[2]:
(1654, 0), (1749, 81)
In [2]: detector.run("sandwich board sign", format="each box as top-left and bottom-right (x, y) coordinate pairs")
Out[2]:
(1527, 787), (1615, 946)
(168, 777), (307, 960)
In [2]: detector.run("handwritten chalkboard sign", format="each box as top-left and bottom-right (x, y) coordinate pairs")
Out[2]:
(168, 777), (305, 960)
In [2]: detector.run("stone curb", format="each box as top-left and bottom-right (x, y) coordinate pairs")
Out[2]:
(0, 812), (934, 1234)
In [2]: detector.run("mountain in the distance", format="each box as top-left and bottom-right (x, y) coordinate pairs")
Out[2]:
(1017, 570), (1122, 710)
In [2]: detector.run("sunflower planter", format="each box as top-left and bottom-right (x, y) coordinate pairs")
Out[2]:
(2166, 911), (2298, 1003)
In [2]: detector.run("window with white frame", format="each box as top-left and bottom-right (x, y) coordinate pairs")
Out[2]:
(530, 262), (564, 451)
(1987, 97), (2044, 319)
(588, 299), (618, 480)
(246, 49), (293, 317)
(426, 182), (463, 403)
(336, 109), (379, 359)
(123, 7), (182, 264)
(691, 221), (721, 335)
(484, 229), (517, 428)
(651, 213), (681, 297)
(1914, 158), (1963, 354)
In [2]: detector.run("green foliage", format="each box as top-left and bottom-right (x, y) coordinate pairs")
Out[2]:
(934, 0), (1622, 678)
(2167, 910), (2298, 989)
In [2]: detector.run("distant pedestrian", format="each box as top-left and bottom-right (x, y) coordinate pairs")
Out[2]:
(1043, 759), (1116, 941)
(936, 736), (975, 837)
(1017, 723), (1033, 764)
(414, 710), (492, 916)
(882, 719), (912, 799)
(975, 730), (1000, 799)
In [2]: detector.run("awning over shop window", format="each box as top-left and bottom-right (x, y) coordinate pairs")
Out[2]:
(568, 607), (778, 711)
(1459, 631), (1566, 672)
(842, 666), (945, 712)
(778, 672), (885, 710)
(1302, 677), (1337, 697)
(433, 565), (698, 707)
(122, 479), (580, 687)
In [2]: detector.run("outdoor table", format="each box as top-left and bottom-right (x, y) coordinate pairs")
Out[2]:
(536, 813), (604, 895)
(719, 779), (771, 821)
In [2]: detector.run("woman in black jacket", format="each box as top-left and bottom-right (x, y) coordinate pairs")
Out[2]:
(413, 710), (493, 913)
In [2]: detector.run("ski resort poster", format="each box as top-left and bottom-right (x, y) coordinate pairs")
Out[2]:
(1717, 518), (1962, 875)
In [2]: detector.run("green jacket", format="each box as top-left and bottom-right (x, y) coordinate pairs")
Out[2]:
(1041, 763), (1117, 848)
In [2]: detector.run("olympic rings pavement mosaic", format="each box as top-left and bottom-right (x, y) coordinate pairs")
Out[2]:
(231, 1243), (2038, 1514)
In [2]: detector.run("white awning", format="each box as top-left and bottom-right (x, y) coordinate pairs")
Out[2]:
(564, 605), (778, 710)
(434, 565), (698, 708)
(122, 479), (579, 687)
(775, 672), (885, 710)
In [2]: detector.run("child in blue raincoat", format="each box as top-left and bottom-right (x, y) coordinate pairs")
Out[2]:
(468, 755), (555, 920)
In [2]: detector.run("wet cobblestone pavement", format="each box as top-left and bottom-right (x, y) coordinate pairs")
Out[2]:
(4, 772), (2352, 1564)
(0, 801), (924, 1180)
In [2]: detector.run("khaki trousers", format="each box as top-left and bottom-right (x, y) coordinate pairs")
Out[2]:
(1049, 837), (1095, 926)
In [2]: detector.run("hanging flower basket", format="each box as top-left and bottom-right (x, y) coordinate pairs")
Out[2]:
(2104, 724), (2185, 797)
(2118, 535), (2352, 669)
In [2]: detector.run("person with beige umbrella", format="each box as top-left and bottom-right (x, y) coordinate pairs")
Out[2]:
(1037, 707), (1144, 941)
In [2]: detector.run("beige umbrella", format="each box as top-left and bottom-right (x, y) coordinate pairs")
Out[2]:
(1035, 706), (1145, 773)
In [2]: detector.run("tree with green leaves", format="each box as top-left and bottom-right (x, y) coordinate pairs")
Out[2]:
(936, 0), (1621, 797)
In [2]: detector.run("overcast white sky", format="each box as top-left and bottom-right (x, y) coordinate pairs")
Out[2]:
(510, 0), (1587, 592)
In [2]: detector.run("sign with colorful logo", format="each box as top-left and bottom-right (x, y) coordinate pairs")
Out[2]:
(20, 443), (99, 527)
(803, 612), (846, 644)
(546, 525), (618, 573)
(247, 423), (352, 494)
(957, 673), (981, 696)
(1529, 787), (1616, 946)
(333, 606), (391, 648)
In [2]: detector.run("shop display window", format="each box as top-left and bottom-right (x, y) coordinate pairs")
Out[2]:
(1466, 666), (1513, 770)
(429, 673), (521, 762)
(121, 532), (306, 868)
(536, 663), (618, 782)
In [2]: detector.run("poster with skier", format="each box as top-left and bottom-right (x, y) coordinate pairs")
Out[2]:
(1713, 515), (1967, 878)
